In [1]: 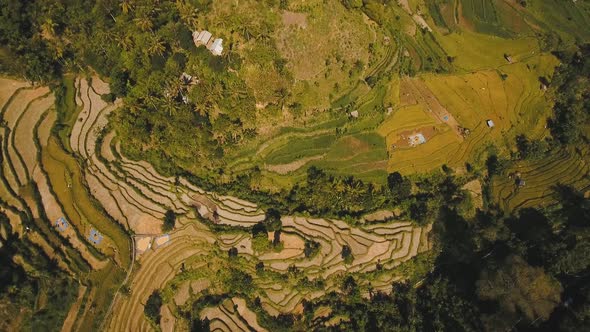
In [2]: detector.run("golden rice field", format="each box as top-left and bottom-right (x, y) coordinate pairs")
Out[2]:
(379, 54), (559, 174)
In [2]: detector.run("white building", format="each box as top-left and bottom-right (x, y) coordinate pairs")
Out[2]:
(486, 120), (495, 128)
(193, 30), (212, 46)
(209, 38), (223, 56)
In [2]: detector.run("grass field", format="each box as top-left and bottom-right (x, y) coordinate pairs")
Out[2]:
(436, 29), (539, 71)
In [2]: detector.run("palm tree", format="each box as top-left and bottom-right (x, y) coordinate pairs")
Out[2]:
(160, 97), (178, 116)
(115, 31), (134, 50)
(121, 0), (134, 15)
(147, 36), (166, 56)
(134, 15), (153, 32)
(275, 87), (290, 108)
(176, 0), (199, 28)
(41, 18), (57, 38)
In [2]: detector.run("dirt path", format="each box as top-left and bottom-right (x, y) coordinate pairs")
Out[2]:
(60, 285), (87, 332)
(397, 0), (433, 32)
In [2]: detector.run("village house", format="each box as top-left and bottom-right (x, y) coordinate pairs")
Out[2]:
(192, 30), (223, 56)
(193, 30), (212, 46)
(209, 38), (223, 56)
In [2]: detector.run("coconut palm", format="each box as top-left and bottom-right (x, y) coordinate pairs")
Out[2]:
(120, 0), (134, 15)
(41, 18), (57, 38)
(147, 36), (166, 56)
(114, 31), (134, 50)
(159, 96), (178, 116)
(176, 0), (199, 28)
(134, 15), (153, 32)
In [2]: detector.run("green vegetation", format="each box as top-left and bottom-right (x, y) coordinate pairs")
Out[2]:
(1, 0), (590, 331)
(0, 211), (78, 331)
(144, 290), (163, 323)
(549, 45), (590, 144)
(162, 210), (176, 232)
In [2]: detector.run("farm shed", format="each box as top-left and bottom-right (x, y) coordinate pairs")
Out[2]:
(209, 38), (223, 56)
(486, 120), (495, 128)
(193, 30), (212, 46)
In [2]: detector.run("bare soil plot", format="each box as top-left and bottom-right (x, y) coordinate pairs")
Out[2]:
(160, 304), (175, 332)
(37, 110), (56, 146)
(313, 306), (333, 320)
(232, 297), (268, 332)
(3, 87), (50, 184)
(191, 279), (211, 294)
(135, 236), (152, 254)
(218, 195), (259, 210)
(361, 210), (396, 223)
(84, 171), (130, 230)
(1, 208), (23, 236)
(174, 281), (191, 306)
(83, 103), (118, 158)
(14, 95), (54, 172)
(78, 83), (108, 155)
(0, 79), (29, 108)
(69, 79), (90, 156)
(90, 76), (111, 95)
(282, 11), (307, 28)
(154, 234), (170, 248)
(100, 131), (116, 162)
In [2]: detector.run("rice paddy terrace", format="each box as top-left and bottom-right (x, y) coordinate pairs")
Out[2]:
(0, 77), (431, 331)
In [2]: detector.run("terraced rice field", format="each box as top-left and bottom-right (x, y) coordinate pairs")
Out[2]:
(492, 146), (590, 211)
(2, 76), (434, 330)
(200, 298), (267, 332)
(0, 78), (128, 330)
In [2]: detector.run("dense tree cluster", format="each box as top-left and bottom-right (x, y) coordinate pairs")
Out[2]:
(144, 290), (163, 323)
(162, 209), (176, 232)
(296, 187), (590, 331)
(0, 0), (293, 180)
(0, 211), (78, 330)
(549, 44), (590, 145)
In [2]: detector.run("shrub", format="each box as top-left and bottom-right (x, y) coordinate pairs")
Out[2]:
(162, 210), (176, 232)
(144, 291), (162, 322)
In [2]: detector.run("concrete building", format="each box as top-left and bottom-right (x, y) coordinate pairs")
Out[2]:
(486, 120), (495, 128)
(209, 38), (223, 56)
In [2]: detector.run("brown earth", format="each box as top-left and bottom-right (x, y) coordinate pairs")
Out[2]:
(282, 11), (307, 28)
(391, 125), (437, 148)
(60, 285), (86, 332)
